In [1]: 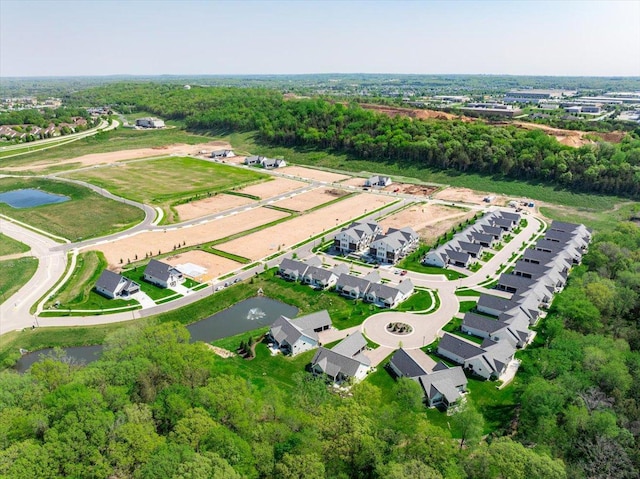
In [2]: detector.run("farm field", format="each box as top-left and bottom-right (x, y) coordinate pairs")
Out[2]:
(271, 187), (349, 212)
(173, 193), (255, 222)
(216, 193), (396, 261)
(279, 165), (351, 182)
(0, 257), (38, 305)
(236, 176), (307, 199)
(0, 177), (144, 241)
(163, 250), (242, 282)
(66, 156), (269, 222)
(0, 127), (215, 170)
(91, 206), (289, 267)
(0, 233), (30, 256)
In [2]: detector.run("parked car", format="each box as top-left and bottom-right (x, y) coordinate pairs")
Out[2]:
(400, 270), (408, 276)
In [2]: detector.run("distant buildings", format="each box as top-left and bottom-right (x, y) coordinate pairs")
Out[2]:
(135, 117), (165, 128)
(504, 89), (576, 103)
(459, 103), (522, 118)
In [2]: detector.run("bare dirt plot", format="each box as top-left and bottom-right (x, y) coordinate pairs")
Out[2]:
(434, 187), (509, 206)
(4, 141), (233, 172)
(510, 121), (626, 148)
(389, 182), (440, 197)
(279, 165), (351, 183)
(341, 177), (368, 187)
(272, 187), (348, 212)
(163, 250), (241, 282)
(236, 177), (307, 199)
(216, 193), (395, 261)
(416, 210), (478, 245)
(359, 103), (475, 122)
(379, 204), (471, 233)
(174, 193), (255, 222)
(90, 207), (289, 268)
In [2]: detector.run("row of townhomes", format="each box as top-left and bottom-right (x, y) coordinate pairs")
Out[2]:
(437, 221), (591, 380)
(333, 220), (419, 264)
(244, 155), (287, 169)
(423, 210), (521, 269)
(267, 311), (372, 384)
(389, 348), (468, 408)
(95, 259), (184, 299)
(278, 257), (415, 308)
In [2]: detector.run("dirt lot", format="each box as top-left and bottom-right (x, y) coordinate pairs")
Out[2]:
(174, 193), (255, 222)
(279, 165), (351, 183)
(388, 182), (441, 197)
(90, 207), (289, 268)
(510, 122), (626, 148)
(5, 141), (233, 172)
(341, 177), (369, 187)
(417, 209), (478, 245)
(273, 187), (348, 211)
(434, 187), (509, 206)
(163, 250), (241, 282)
(360, 103), (474, 122)
(216, 193), (396, 261)
(236, 177), (307, 199)
(379, 204), (471, 234)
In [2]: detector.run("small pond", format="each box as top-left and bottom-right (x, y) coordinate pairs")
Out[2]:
(15, 296), (298, 373)
(0, 189), (70, 208)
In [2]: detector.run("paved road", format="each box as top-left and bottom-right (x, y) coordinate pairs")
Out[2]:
(0, 218), (66, 334)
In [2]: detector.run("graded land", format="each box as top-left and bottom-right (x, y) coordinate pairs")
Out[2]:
(173, 193), (255, 222)
(271, 187), (349, 212)
(0, 177), (144, 241)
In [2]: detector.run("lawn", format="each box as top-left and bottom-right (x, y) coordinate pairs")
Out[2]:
(66, 156), (269, 223)
(459, 300), (477, 313)
(0, 177), (144, 241)
(0, 233), (30, 256)
(223, 131), (625, 211)
(401, 262), (468, 280)
(540, 202), (640, 233)
(395, 290), (436, 312)
(0, 257), (38, 305)
(0, 127), (213, 170)
(455, 289), (482, 297)
(45, 251), (137, 311)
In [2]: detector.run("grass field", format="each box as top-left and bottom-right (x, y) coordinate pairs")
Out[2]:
(0, 177), (144, 241)
(395, 290), (435, 312)
(0, 128), (213, 169)
(0, 137), (78, 159)
(0, 257), (38, 305)
(45, 251), (137, 311)
(0, 233), (30, 256)
(66, 156), (269, 222)
(540, 202), (640, 232)
(222, 131), (625, 211)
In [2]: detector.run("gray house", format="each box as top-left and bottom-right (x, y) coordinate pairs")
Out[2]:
(278, 257), (322, 281)
(311, 331), (371, 383)
(95, 270), (140, 299)
(301, 264), (349, 290)
(365, 279), (414, 308)
(335, 271), (381, 299)
(244, 155), (264, 166)
(143, 259), (184, 289)
(267, 310), (332, 356)
(365, 175), (392, 187)
(210, 149), (235, 158)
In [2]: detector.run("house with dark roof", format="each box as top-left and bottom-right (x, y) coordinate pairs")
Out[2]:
(260, 157), (286, 169)
(364, 279), (414, 308)
(244, 155), (263, 165)
(267, 310), (332, 356)
(461, 311), (532, 348)
(210, 149), (235, 158)
(311, 331), (371, 383)
(301, 264), (349, 290)
(416, 366), (468, 408)
(388, 348), (437, 378)
(365, 175), (392, 187)
(278, 257), (322, 281)
(143, 259), (184, 288)
(335, 271), (381, 299)
(437, 333), (515, 380)
(95, 270), (140, 299)
(333, 221), (382, 254)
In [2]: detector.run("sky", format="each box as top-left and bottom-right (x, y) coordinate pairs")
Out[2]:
(1, 0), (639, 77)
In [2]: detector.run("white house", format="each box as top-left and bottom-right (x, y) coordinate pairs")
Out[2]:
(364, 175), (392, 187)
(301, 264), (349, 290)
(244, 156), (263, 165)
(311, 332), (371, 384)
(211, 149), (235, 158)
(260, 157), (286, 169)
(135, 117), (165, 128)
(333, 221), (381, 254)
(369, 227), (419, 264)
(335, 271), (381, 299)
(268, 310), (332, 356)
(143, 259), (184, 288)
(95, 270), (140, 299)
(364, 279), (414, 308)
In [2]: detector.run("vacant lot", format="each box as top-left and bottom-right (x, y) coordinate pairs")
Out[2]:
(417, 209), (478, 245)
(91, 206), (289, 267)
(379, 203), (471, 235)
(272, 187), (348, 211)
(434, 186), (508, 206)
(163, 250), (242, 282)
(217, 193), (395, 261)
(0, 233), (30, 256)
(0, 257), (38, 305)
(67, 156), (268, 222)
(236, 177), (307, 199)
(280, 165), (351, 183)
(174, 193), (255, 222)
(341, 177), (369, 187)
(0, 177), (144, 241)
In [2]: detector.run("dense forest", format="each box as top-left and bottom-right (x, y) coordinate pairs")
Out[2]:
(1, 222), (638, 478)
(70, 84), (640, 197)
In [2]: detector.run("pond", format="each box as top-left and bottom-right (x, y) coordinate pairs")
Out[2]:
(15, 296), (298, 373)
(0, 189), (70, 208)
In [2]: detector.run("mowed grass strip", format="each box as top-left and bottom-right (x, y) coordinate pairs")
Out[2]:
(67, 156), (270, 223)
(0, 177), (144, 241)
(0, 233), (30, 256)
(45, 251), (137, 311)
(0, 128), (213, 169)
(0, 257), (38, 305)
